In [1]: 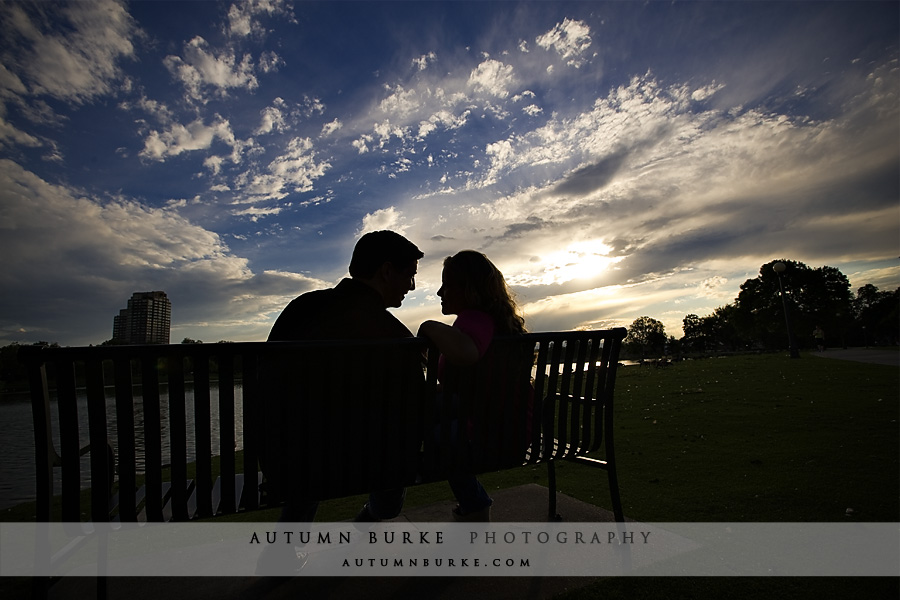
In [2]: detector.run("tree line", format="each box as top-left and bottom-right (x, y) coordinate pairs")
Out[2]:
(624, 259), (899, 358)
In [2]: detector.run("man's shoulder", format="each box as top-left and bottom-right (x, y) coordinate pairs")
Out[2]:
(268, 287), (338, 341)
(270, 279), (413, 340)
(285, 287), (338, 308)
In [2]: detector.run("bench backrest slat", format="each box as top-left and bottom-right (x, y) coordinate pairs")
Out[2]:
(140, 356), (164, 522)
(56, 361), (81, 522)
(85, 359), (110, 523)
(192, 356), (213, 518)
(216, 353), (237, 514)
(113, 356), (137, 521)
(166, 355), (189, 521)
(240, 352), (260, 511)
(29, 362), (53, 523)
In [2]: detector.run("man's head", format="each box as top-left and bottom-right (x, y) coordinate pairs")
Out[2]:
(349, 230), (423, 308)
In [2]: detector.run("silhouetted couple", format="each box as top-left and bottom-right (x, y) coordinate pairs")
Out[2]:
(262, 231), (529, 531)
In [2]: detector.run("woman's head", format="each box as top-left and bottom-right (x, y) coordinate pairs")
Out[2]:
(438, 250), (526, 334)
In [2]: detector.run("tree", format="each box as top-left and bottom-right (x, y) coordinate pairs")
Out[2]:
(681, 314), (706, 354)
(706, 304), (745, 352)
(853, 285), (899, 346)
(734, 259), (852, 351)
(626, 316), (666, 358)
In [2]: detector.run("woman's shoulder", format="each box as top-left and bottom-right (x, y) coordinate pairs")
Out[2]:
(455, 309), (494, 328)
(453, 309), (495, 356)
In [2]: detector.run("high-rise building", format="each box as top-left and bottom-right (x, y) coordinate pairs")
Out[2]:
(112, 291), (171, 344)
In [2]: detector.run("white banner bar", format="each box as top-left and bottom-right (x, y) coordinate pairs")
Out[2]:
(2, 522), (897, 577)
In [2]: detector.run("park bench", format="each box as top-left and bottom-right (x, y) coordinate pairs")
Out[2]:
(19, 327), (627, 594)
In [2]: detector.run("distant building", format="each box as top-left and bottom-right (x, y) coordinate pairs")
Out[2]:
(112, 291), (171, 344)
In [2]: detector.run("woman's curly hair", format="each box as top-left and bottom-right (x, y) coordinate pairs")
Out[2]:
(443, 250), (527, 335)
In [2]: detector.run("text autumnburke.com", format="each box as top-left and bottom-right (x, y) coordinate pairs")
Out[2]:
(248, 530), (653, 545)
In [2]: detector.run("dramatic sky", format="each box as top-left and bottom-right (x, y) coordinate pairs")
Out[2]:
(1, 0), (898, 346)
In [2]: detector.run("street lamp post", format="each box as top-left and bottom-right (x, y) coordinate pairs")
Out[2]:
(773, 262), (800, 359)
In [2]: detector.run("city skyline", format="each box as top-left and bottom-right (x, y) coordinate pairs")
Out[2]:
(1, 1), (898, 347)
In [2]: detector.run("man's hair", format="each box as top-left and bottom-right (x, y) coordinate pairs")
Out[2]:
(349, 230), (424, 278)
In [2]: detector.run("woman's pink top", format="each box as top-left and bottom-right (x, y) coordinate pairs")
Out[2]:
(439, 309), (533, 446)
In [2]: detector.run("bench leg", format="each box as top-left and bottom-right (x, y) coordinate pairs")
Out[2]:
(607, 463), (625, 523)
(546, 462), (562, 521)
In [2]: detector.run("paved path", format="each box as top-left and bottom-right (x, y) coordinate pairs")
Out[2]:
(810, 347), (899, 367)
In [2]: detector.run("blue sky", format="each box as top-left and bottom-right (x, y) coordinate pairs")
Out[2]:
(1, 0), (898, 346)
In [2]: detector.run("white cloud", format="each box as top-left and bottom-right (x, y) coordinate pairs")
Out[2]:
(536, 18), (592, 67)
(299, 95), (326, 117)
(321, 118), (343, 137)
(233, 205), (283, 220)
(0, 0), (137, 103)
(692, 82), (725, 102)
(236, 137), (331, 202)
(380, 85), (422, 119)
(258, 50), (283, 73)
(0, 114), (42, 149)
(359, 206), (408, 235)
(164, 36), (259, 102)
(468, 59), (515, 97)
(225, 0), (292, 38)
(0, 63), (27, 96)
(256, 105), (286, 135)
(352, 134), (373, 154)
(140, 116), (238, 161)
(412, 52), (436, 71)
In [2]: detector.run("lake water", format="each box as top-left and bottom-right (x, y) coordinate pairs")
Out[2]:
(0, 384), (246, 511)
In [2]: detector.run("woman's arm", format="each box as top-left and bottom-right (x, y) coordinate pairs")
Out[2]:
(417, 320), (480, 365)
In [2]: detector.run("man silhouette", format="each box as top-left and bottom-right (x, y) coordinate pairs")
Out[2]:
(256, 230), (423, 574)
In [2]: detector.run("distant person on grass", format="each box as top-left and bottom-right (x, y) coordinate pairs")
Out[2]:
(418, 250), (532, 522)
(814, 325), (826, 351)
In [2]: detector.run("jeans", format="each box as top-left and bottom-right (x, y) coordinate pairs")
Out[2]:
(449, 473), (492, 514)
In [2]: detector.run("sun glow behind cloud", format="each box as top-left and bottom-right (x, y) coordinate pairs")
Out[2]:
(510, 240), (625, 287)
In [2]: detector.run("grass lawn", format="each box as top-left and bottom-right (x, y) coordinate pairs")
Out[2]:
(322, 351), (899, 524)
(553, 351), (899, 599)
(4, 351), (897, 598)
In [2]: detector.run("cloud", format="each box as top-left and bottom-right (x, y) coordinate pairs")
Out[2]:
(139, 116), (239, 162)
(0, 0), (137, 104)
(321, 119), (342, 137)
(468, 59), (516, 97)
(393, 62), (899, 334)
(0, 159), (325, 345)
(164, 36), (259, 102)
(0, 113), (42, 149)
(535, 18), (592, 67)
(256, 105), (287, 135)
(412, 52), (437, 71)
(235, 137), (331, 203)
(226, 0), (291, 38)
(359, 206), (408, 236)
